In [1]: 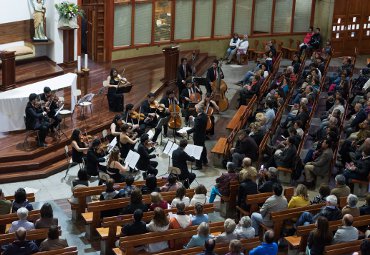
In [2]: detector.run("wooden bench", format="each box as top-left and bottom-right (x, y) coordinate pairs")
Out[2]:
(324, 239), (367, 255)
(4, 193), (35, 203)
(0, 210), (40, 234)
(281, 39), (300, 59)
(69, 179), (166, 220)
(97, 203), (215, 255)
(113, 221), (226, 255)
(82, 189), (195, 240)
(227, 105), (247, 130)
(37, 246), (78, 255)
(211, 126), (238, 163)
(285, 215), (370, 253)
(0, 228), (48, 246)
(220, 180), (239, 218)
(156, 237), (260, 255)
(350, 174), (370, 197)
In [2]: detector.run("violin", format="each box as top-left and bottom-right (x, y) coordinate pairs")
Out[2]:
(150, 100), (166, 113)
(130, 111), (145, 121)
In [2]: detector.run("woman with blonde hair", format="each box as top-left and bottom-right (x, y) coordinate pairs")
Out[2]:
(145, 207), (170, 253)
(185, 222), (213, 248)
(288, 184), (309, 209)
(149, 192), (169, 210)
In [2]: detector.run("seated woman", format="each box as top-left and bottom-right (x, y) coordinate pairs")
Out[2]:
(12, 188), (33, 213)
(70, 169), (91, 205)
(100, 179), (119, 201)
(110, 115), (124, 140)
(119, 124), (138, 159)
(306, 217), (333, 255)
(185, 222), (213, 249)
(234, 216), (255, 239)
(214, 218), (237, 244)
(121, 188), (148, 215)
(145, 207), (170, 253)
(288, 184), (310, 209)
(311, 184), (330, 205)
(149, 192), (169, 211)
(106, 148), (127, 183)
(35, 203), (58, 229)
(70, 129), (88, 164)
(106, 68), (125, 112)
(225, 240), (244, 255)
(190, 185), (208, 206)
(171, 186), (190, 208)
(86, 139), (106, 177)
(169, 202), (192, 249)
(141, 175), (160, 195)
(160, 174), (183, 192)
(191, 202), (209, 226)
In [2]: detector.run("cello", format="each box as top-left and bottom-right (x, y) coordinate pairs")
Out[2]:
(168, 99), (182, 129)
(211, 61), (229, 112)
(205, 102), (214, 131)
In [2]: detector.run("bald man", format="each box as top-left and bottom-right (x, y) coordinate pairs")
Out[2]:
(333, 214), (359, 244)
(2, 227), (38, 255)
(249, 230), (278, 255)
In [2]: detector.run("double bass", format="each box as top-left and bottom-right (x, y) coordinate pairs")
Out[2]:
(168, 100), (182, 129)
(211, 61), (229, 112)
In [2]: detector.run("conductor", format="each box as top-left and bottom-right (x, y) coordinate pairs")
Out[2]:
(172, 139), (196, 188)
(186, 104), (208, 170)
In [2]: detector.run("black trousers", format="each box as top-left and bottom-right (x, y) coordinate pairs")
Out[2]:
(48, 112), (62, 130)
(180, 173), (196, 188)
(194, 139), (208, 168)
(35, 122), (50, 144)
(147, 161), (158, 176)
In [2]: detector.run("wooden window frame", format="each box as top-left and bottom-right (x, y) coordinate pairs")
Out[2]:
(111, 0), (315, 51)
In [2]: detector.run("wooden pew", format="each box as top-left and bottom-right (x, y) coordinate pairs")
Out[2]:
(285, 215), (370, 253)
(69, 179), (167, 221)
(37, 246), (78, 255)
(156, 237), (260, 255)
(226, 105), (248, 130)
(113, 221), (225, 255)
(0, 228), (48, 246)
(324, 239), (367, 255)
(220, 180), (239, 218)
(0, 210), (40, 234)
(4, 193), (35, 203)
(97, 203), (215, 255)
(82, 189), (195, 240)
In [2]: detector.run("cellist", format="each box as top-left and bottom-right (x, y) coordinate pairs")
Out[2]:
(196, 92), (219, 137)
(159, 90), (179, 137)
(206, 59), (224, 93)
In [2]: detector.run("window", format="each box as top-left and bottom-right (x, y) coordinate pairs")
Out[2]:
(214, 0), (233, 36)
(154, 0), (172, 42)
(293, 0), (312, 32)
(253, 0), (273, 34)
(114, 4), (132, 47)
(234, 0), (252, 36)
(174, 0), (192, 40)
(134, 3), (152, 44)
(273, 0), (293, 33)
(194, 0), (212, 38)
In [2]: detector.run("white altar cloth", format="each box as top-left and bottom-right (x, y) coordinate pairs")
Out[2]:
(0, 73), (77, 132)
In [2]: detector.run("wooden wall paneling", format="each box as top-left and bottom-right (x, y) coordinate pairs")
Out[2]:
(0, 20), (32, 44)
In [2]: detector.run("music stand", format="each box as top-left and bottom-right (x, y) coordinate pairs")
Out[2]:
(54, 104), (68, 140)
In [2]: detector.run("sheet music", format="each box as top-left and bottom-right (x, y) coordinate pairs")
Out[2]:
(168, 143), (179, 157)
(147, 129), (155, 140)
(184, 144), (203, 160)
(125, 150), (140, 169)
(108, 137), (117, 153)
(163, 141), (179, 158)
(177, 126), (192, 134)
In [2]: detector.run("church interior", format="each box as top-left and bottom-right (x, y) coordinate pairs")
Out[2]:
(0, 0), (370, 254)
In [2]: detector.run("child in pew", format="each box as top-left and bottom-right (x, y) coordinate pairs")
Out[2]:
(117, 175), (136, 198)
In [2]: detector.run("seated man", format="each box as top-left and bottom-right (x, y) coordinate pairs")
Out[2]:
(272, 137), (297, 169)
(249, 230), (278, 255)
(333, 214), (359, 244)
(214, 218), (237, 244)
(209, 163), (238, 203)
(40, 86), (62, 133)
(330, 174), (350, 201)
(235, 63), (269, 85)
(227, 34), (249, 65)
(296, 195), (342, 227)
(258, 167), (280, 193)
(251, 183), (288, 235)
(228, 129), (258, 168)
(9, 207), (35, 233)
(2, 227), (38, 255)
(343, 146), (370, 183)
(342, 194), (360, 217)
(172, 139), (196, 188)
(39, 225), (69, 251)
(120, 209), (147, 237)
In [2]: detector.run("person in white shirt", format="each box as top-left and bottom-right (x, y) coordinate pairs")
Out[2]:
(9, 207), (35, 233)
(225, 33), (241, 63)
(227, 34), (249, 65)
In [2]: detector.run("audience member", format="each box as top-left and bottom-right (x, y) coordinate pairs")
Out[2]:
(169, 202), (192, 248)
(185, 222), (213, 249)
(237, 168), (258, 212)
(141, 175), (160, 195)
(160, 174), (183, 192)
(12, 188), (33, 213)
(99, 178), (119, 201)
(171, 186), (190, 208)
(120, 209), (147, 237)
(330, 174), (351, 200)
(288, 184), (310, 209)
(306, 217), (333, 255)
(333, 214), (358, 243)
(215, 218), (237, 244)
(209, 163), (238, 203)
(360, 193), (370, 215)
(249, 230), (278, 255)
(0, 189), (11, 215)
(39, 225), (68, 251)
(225, 239), (243, 255)
(342, 194), (360, 217)
(228, 129), (258, 167)
(190, 185), (208, 206)
(117, 175), (136, 198)
(150, 192), (169, 210)
(234, 216), (255, 239)
(311, 184), (330, 204)
(121, 188), (148, 215)
(191, 203), (209, 225)
(2, 227), (38, 255)
(258, 167), (280, 193)
(35, 203), (58, 229)
(9, 207), (35, 233)
(239, 157), (257, 182)
(197, 238), (217, 255)
(145, 207), (170, 253)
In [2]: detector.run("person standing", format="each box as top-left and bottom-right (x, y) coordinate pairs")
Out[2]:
(106, 68), (125, 112)
(206, 60), (224, 94)
(177, 58), (192, 101)
(186, 105), (208, 170)
(172, 139), (196, 188)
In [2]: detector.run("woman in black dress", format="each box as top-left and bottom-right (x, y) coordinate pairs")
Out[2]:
(106, 148), (128, 183)
(119, 124), (139, 159)
(70, 129), (88, 164)
(107, 68), (125, 112)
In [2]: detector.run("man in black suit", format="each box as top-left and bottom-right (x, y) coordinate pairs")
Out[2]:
(172, 139), (196, 188)
(180, 82), (198, 125)
(40, 86), (62, 132)
(186, 104), (208, 170)
(206, 59), (224, 93)
(159, 90), (178, 137)
(177, 58), (192, 102)
(141, 93), (162, 142)
(25, 93), (50, 147)
(136, 134), (158, 177)
(86, 139), (106, 176)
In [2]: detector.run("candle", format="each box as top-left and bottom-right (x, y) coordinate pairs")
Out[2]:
(84, 54), (88, 69)
(77, 56), (81, 72)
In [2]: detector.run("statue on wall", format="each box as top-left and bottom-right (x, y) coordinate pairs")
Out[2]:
(30, 0), (48, 41)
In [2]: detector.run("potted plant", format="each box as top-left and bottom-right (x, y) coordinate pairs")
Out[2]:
(55, 1), (84, 29)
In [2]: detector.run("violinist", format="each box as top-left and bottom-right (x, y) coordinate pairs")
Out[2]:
(70, 129), (89, 164)
(25, 93), (50, 147)
(136, 134), (158, 177)
(206, 59), (224, 93)
(140, 93), (162, 142)
(177, 58), (192, 101)
(180, 82), (200, 126)
(106, 68), (125, 112)
(119, 124), (139, 159)
(197, 92), (219, 136)
(40, 86), (61, 132)
(86, 139), (106, 177)
(110, 114), (124, 138)
(159, 90), (178, 137)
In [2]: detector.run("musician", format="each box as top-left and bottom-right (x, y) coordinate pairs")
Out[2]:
(86, 139), (106, 176)
(186, 104), (208, 170)
(177, 58), (192, 101)
(141, 93), (162, 142)
(206, 59), (224, 93)
(107, 68), (124, 112)
(197, 92), (219, 136)
(159, 90), (179, 137)
(25, 93), (50, 147)
(181, 82), (200, 126)
(110, 114), (124, 138)
(70, 129), (88, 164)
(40, 86), (61, 132)
(119, 124), (139, 159)
(136, 134), (158, 177)
(172, 139), (196, 188)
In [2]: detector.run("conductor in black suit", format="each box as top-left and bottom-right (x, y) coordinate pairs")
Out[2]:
(206, 59), (224, 94)
(172, 139), (196, 188)
(177, 58), (192, 102)
(186, 104), (208, 170)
